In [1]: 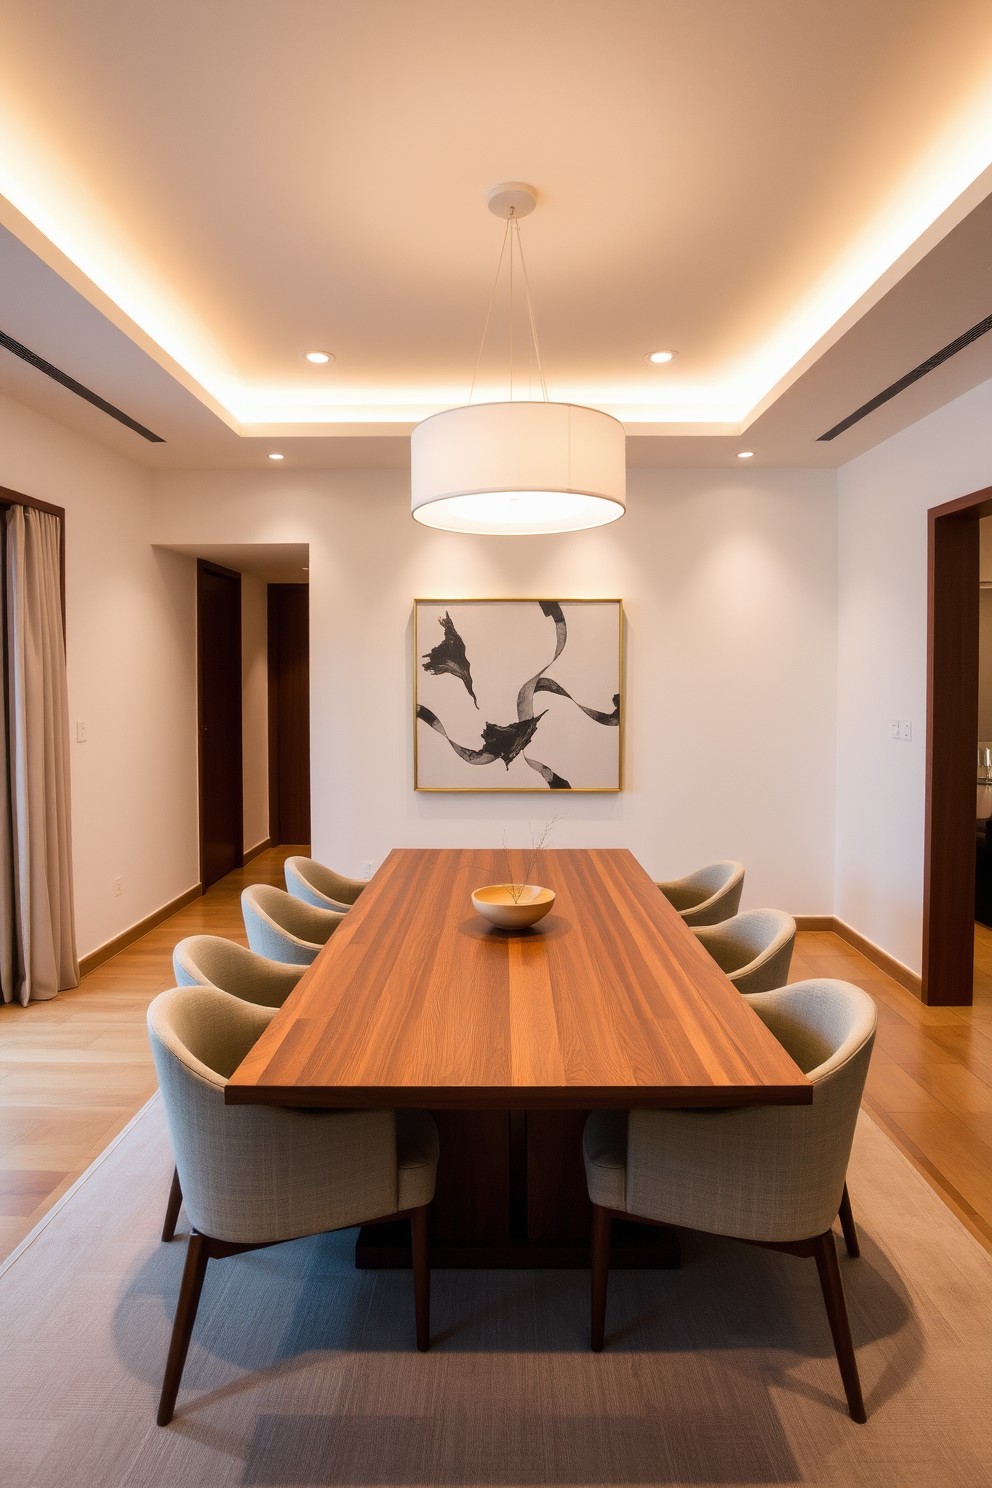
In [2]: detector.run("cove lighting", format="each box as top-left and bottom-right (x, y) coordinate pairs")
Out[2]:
(737, 450), (754, 458)
(268, 452), (284, 460)
(647, 351), (675, 363)
(304, 351), (332, 364)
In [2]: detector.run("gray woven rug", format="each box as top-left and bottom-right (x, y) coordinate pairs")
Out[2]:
(2, 1096), (989, 1487)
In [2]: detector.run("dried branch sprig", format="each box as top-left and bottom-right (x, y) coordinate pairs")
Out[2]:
(500, 814), (563, 902)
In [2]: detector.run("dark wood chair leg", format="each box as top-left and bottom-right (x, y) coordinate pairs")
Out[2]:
(590, 1204), (612, 1353)
(812, 1231), (867, 1423)
(837, 1182), (860, 1258)
(410, 1204), (431, 1352)
(162, 1166), (183, 1243)
(157, 1232), (210, 1426)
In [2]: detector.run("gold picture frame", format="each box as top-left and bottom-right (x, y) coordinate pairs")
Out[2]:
(414, 598), (623, 792)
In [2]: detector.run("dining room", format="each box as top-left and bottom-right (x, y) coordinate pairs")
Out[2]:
(2, 4), (992, 1486)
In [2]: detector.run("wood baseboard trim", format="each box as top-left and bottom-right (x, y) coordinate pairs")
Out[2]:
(794, 915), (922, 998)
(243, 837), (271, 865)
(832, 918), (923, 997)
(78, 883), (203, 979)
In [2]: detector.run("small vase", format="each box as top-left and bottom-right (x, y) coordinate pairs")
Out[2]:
(472, 884), (555, 929)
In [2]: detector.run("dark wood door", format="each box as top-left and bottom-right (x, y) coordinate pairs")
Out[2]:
(197, 561), (243, 889)
(267, 583), (310, 845)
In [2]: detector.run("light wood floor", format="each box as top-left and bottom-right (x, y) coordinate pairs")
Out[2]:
(1, 854), (990, 1262)
(0, 846), (304, 1262)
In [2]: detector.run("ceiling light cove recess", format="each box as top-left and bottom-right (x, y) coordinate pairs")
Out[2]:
(411, 402), (626, 535)
(303, 350), (333, 363)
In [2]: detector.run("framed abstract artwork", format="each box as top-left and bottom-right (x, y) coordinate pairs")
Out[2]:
(414, 598), (623, 791)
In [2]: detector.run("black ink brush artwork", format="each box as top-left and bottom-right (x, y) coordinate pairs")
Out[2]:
(421, 611), (478, 706)
(417, 601), (619, 790)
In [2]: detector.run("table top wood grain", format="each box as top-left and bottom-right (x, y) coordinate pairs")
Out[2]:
(225, 848), (811, 1109)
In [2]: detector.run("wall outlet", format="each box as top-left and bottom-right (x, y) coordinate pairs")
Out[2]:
(361, 860), (374, 879)
(891, 719), (913, 741)
(75, 721), (87, 742)
(113, 876), (122, 897)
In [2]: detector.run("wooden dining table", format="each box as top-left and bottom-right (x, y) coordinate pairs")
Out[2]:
(226, 847), (811, 1269)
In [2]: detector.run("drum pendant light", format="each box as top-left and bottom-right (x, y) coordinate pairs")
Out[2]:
(411, 185), (626, 536)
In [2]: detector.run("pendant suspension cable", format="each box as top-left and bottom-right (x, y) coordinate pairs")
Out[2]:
(468, 216), (512, 405)
(513, 217), (549, 401)
(508, 207), (514, 401)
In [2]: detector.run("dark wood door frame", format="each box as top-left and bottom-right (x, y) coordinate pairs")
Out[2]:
(924, 483), (992, 1005)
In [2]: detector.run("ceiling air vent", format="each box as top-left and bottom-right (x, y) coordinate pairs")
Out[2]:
(818, 311), (992, 441)
(0, 329), (165, 442)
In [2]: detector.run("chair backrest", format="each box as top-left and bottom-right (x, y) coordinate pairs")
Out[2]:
(173, 934), (305, 1007)
(241, 884), (345, 964)
(692, 909), (796, 994)
(285, 856), (365, 911)
(148, 985), (397, 1243)
(627, 978), (876, 1243)
(657, 860), (744, 924)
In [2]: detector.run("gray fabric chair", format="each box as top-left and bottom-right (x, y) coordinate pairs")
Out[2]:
(173, 934), (305, 1005)
(162, 936), (307, 1242)
(656, 860), (745, 925)
(285, 855), (367, 912)
(692, 909), (796, 995)
(241, 883), (344, 965)
(148, 985), (439, 1425)
(583, 979), (877, 1422)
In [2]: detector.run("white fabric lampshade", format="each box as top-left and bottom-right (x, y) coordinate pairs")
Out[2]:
(411, 401), (626, 535)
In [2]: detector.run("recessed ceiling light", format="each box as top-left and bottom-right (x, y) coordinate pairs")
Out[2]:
(737, 450), (754, 459)
(268, 452), (284, 460)
(646, 350), (676, 364)
(303, 351), (333, 364)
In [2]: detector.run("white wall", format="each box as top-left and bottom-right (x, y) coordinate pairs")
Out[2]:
(0, 392), (199, 960)
(242, 572), (269, 853)
(152, 465), (837, 914)
(836, 376), (992, 975)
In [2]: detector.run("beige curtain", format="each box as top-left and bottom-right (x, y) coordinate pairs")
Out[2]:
(1, 505), (78, 1004)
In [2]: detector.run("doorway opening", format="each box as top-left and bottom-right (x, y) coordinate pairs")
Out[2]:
(268, 583), (311, 847)
(924, 484), (992, 1004)
(196, 560), (243, 889)
(183, 543), (310, 890)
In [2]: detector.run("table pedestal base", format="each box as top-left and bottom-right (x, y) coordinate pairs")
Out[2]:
(355, 1109), (680, 1271)
(356, 1217), (680, 1270)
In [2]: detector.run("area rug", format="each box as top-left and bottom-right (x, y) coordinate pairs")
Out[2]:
(1, 1096), (989, 1487)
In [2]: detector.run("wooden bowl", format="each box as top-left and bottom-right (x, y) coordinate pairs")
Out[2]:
(471, 884), (556, 930)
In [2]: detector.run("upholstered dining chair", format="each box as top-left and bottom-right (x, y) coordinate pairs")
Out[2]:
(692, 909), (796, 995)
(656, 860), (745, 925)
(148, 985), (439, 1426)
(241, 883), (344, 965)
(160, 935), (307, 1242)
(285, 855), (368, 912)
(173, 934), (305, 1005)
(582, 978), (876, 1422)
